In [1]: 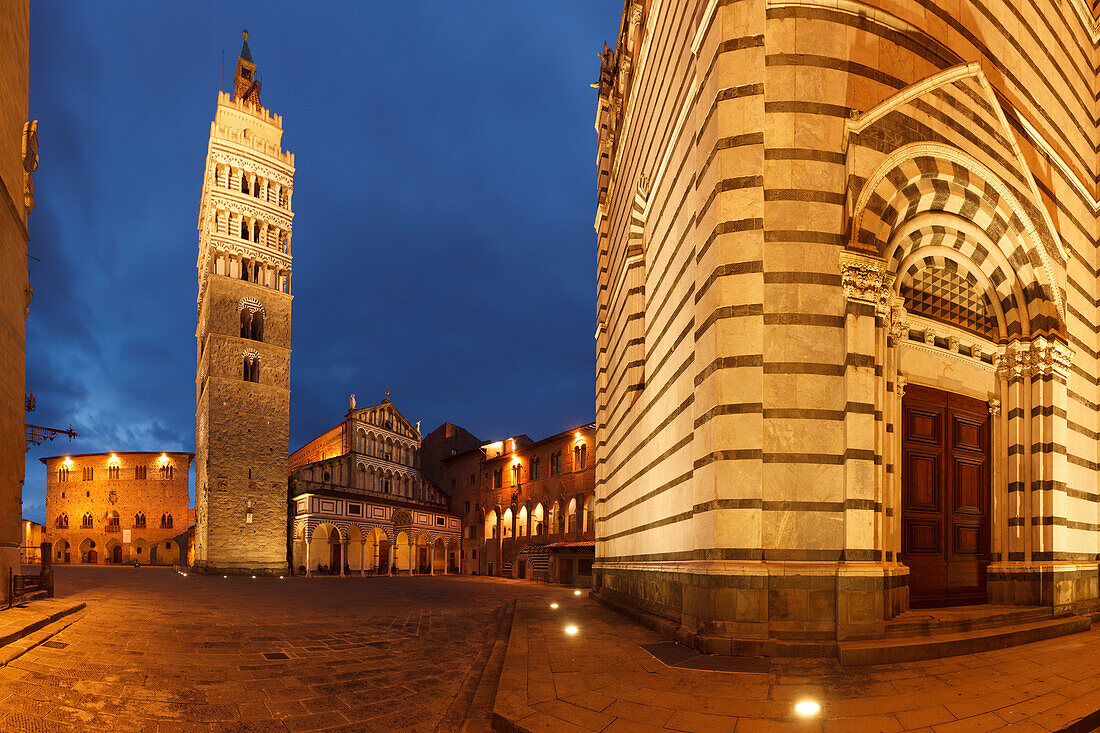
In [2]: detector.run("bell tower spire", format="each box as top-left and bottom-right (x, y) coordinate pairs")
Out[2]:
(232, 28), (261, 107)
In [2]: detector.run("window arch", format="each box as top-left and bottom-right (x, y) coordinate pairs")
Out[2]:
(134, 512), (146, 529)
(159, 463), (174, 480)
(241, 220), (249, 240)
(57, 466), (69, 482)
(240, 173), (249, 194)
(82, 512), (93, 529)
(243, 352), (260, 383)
(240, 309), (263, 341)
(56, 513), (68, 529)
(161, 513), (173, 529)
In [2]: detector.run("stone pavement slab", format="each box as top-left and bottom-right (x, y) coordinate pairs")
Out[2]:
(492, 592), (1100, 732)
(0, 596), (84, 651)
(0, 566), (558, 732)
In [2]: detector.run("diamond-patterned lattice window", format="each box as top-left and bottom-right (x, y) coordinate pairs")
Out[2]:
(900, 267), (998, 340)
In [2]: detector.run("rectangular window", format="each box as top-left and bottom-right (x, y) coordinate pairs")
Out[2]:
(493, 468), (502, 488)
(135, 466), (147, 480)
(465, 501), (470, 513)
(531, 458), (540, 481)
(469, 473), (475, 485)
(347, 503), (362, 516)
(451, 478), (456, 491)
(436, 517), (445, 526)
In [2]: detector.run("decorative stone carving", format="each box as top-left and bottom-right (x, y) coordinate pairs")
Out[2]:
(988, 398), (1001, 416)
(1030, 337), (1073, 377)
(22, 120), (38, 214)
(237, 296), (265, 315)
(839, 252), (894, 305)
(208, 149), (293, 187)
(212, 196), (292, 231)
(896, 375), (907, 398)
(996, 338), (1073, 379)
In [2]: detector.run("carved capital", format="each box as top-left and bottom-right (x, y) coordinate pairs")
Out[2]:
(988, 398), (1001, 416)
(1029, 337), (1073, 377)
(839, 252), (894, 305)
(997, 338), (1072, 379)
(896, 374), (907, 398)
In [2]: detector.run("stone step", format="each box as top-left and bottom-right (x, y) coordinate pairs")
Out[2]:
(839, 614), (1092, 666)
(885, 605), (1053, 638)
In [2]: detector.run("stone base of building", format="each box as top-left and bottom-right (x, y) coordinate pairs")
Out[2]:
(192, 561), (288, 577)
(594, 561), (1100, 657)
(988, 562), (1099, 614)
(592, 561), (909, 650)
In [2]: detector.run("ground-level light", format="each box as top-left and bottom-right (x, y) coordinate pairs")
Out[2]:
(564, 625), (578, 635)
(794, 701), (820, 717)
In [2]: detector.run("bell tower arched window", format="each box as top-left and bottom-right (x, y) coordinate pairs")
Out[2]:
(243, 354), (260, 383)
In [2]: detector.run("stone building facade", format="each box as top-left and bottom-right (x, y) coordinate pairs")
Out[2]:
(0, 0), (31, 605)
(20, 519), (43, 565)
(594, 0), (1100, 649)
(194, 32), (294, 575)
(40, 452), (193, 565)
(440, 424), (596, 585)
(289, 395), (460, 575)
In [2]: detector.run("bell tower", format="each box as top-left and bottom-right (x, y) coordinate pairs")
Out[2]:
(194, 30), (294, 574)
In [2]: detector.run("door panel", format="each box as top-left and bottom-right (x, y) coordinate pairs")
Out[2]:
(901, 384), (990, 607)
(904, 453), (941, 511)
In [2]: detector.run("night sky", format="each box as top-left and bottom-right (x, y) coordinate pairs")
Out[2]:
(22, 2), (621, 524)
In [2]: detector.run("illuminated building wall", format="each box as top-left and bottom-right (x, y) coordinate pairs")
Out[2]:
(194, 32), (294, 574)
(41, 452), (194, 565)
(441, 424), (596, 584)
(594, 0), (1099, 649)
(0, 0), (30, 604)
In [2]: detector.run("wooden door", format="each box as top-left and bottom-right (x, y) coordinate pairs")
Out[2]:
(379, 542), (390, 572)
(901, 384), (990, 607)
(330, 542), (341, 570)
(560, 558), (573, 586)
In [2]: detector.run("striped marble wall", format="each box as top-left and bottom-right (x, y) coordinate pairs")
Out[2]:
(594, 0), (1100, 649)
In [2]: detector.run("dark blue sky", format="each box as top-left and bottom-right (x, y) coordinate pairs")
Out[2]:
(23, 2), (621, 524)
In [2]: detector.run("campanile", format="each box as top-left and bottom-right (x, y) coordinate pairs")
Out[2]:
(194, 31), (294, 574)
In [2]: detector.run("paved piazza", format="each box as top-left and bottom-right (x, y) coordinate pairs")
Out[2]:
(0, 567), (557, 732)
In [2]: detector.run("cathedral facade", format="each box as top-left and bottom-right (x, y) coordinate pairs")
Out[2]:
(594, 0), (1100, 649)
(289, 395), (460, 575)
(194, 32), (294, 575)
